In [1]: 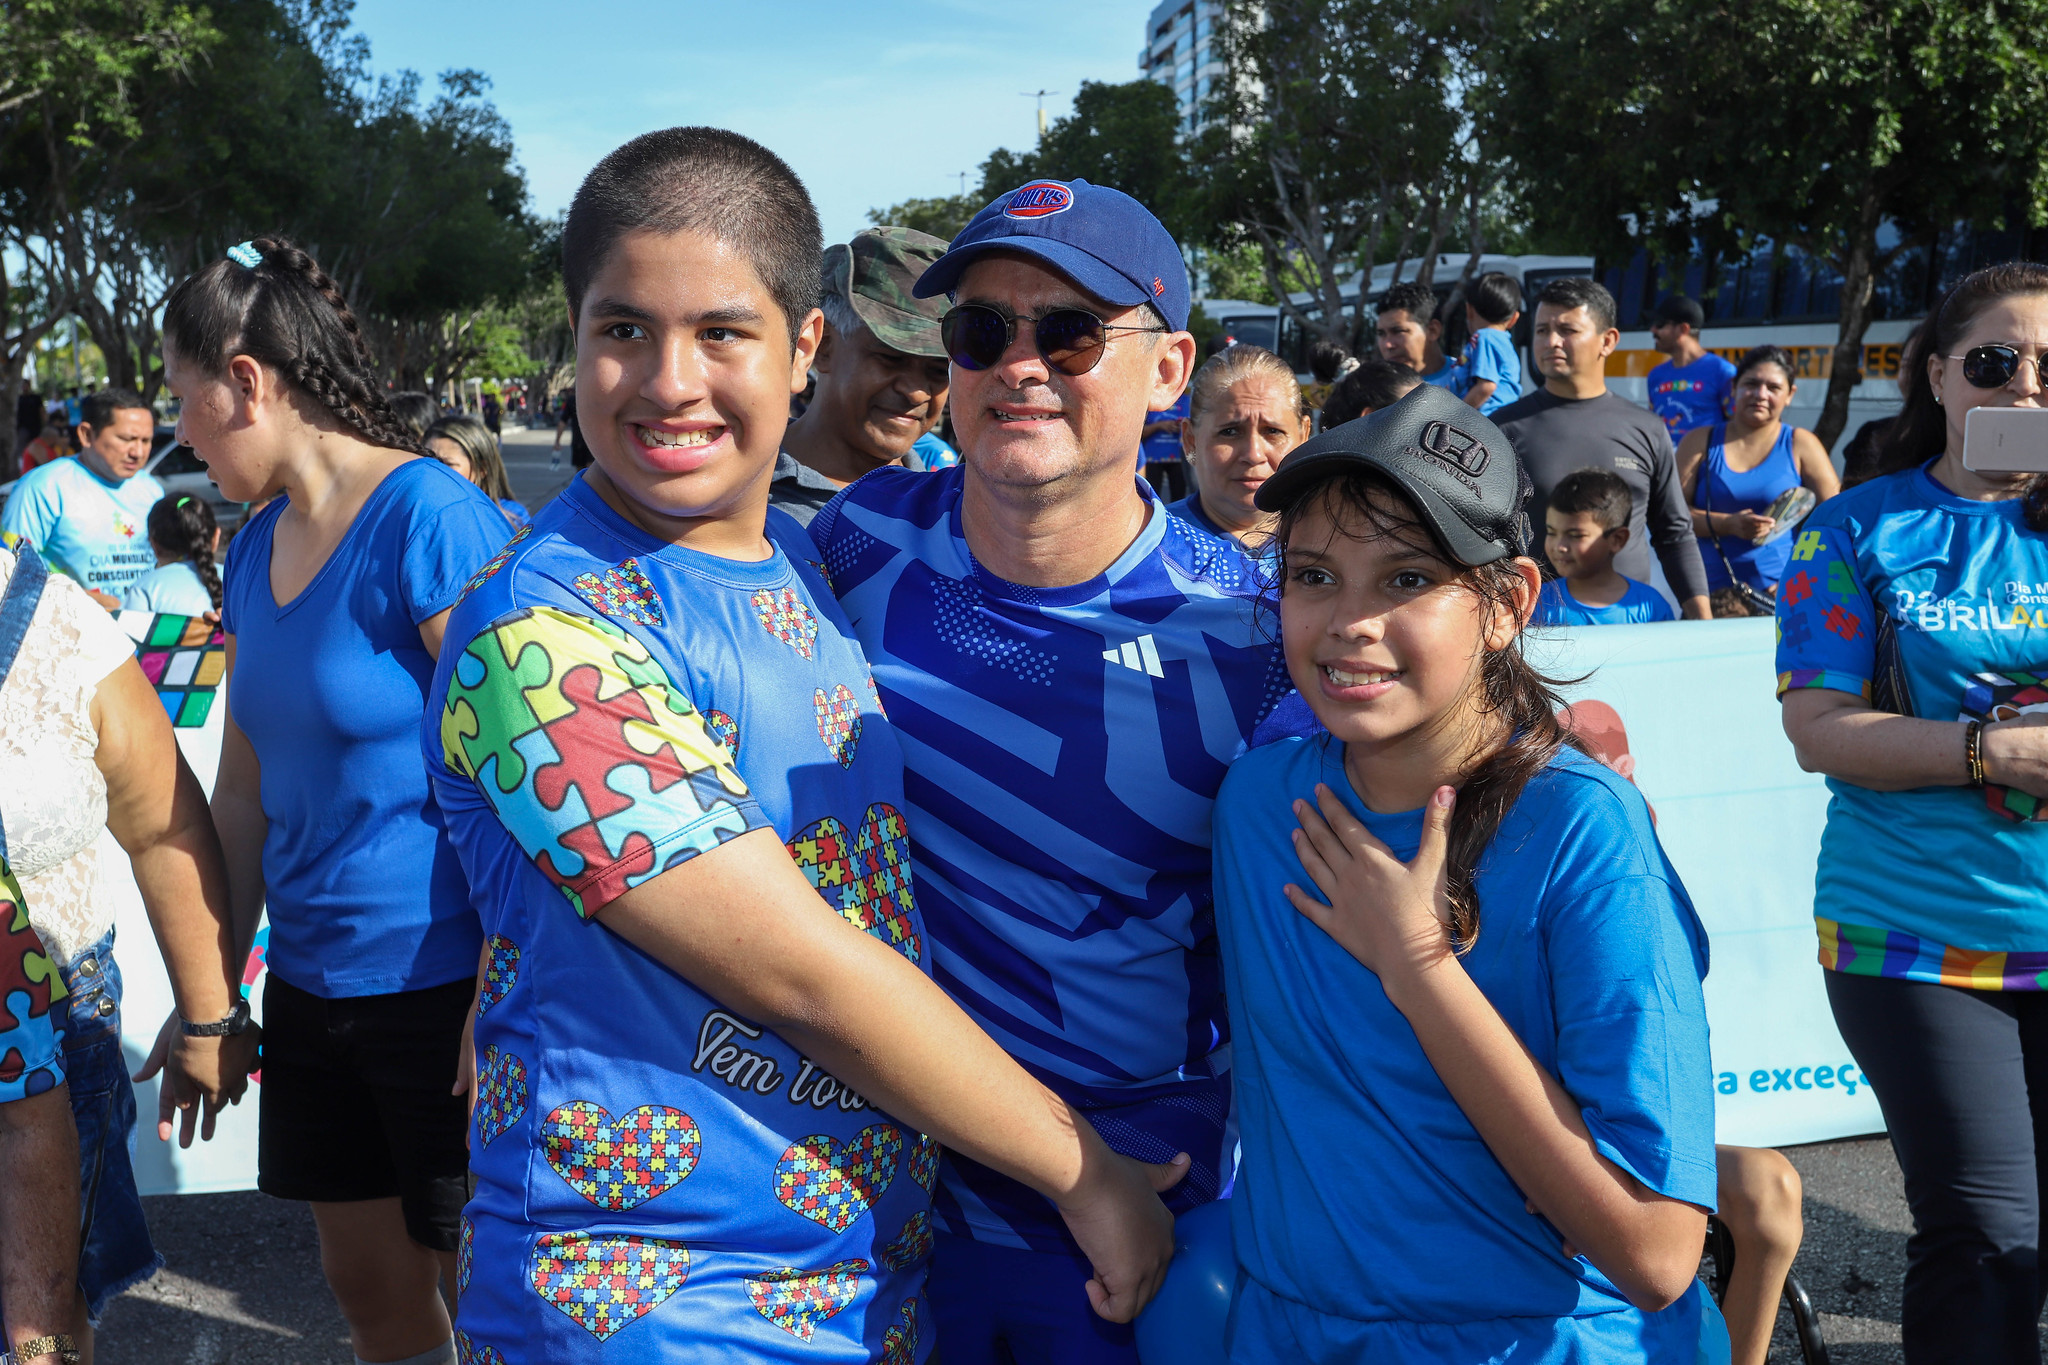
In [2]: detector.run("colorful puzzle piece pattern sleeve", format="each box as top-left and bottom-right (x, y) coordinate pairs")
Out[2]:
(1775, 523), (1876, 701)
(439, 605), (770, 919)
(0, 860), (66, 1103)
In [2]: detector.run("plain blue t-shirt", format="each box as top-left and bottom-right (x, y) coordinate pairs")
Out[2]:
(1, 458), (164, 596)
(221, 457), (510, 997)
(1647, 353), (1737, 441)
(1776, 461), (2048, 981)
(1460, 326), (1522, 414)
(1215, 737), (1718, 1363)
(1533, 575), (1676, 626)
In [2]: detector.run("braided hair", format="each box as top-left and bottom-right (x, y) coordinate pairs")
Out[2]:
(146, 494), (222, 609)
(161, 236), (423, 455)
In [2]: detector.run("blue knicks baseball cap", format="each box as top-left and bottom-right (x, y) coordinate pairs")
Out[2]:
(912, 179), (1191, 332)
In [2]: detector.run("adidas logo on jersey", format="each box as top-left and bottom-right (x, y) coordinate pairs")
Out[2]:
(1102, 634), (1164, 678)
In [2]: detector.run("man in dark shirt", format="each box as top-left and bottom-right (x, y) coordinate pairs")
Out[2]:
(1494, 277), (1712, 619)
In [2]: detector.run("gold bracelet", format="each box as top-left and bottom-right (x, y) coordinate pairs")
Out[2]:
(14, 1335), (80, 1365)
(1965, 719), (1987, 788)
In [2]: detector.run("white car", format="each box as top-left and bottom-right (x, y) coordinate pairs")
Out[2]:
(0, 429), (246, 534)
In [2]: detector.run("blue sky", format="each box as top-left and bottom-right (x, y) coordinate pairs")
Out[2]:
(346, 0), (1162, 244)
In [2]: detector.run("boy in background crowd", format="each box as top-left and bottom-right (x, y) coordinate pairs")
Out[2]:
(1534, 466), (1676, 625)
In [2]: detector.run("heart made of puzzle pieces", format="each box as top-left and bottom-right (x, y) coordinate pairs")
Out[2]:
(478, 934), (518, 1015)
(752, 587), (818, 659)
(906, 1132), (940, 1195)
(786, 803), (920, 962)
(745, 1258), (868, 1341)
(883, 1296), (921, 1365)
(881, 1210), (933, 1272)
(530, 1232), (689, 1341)
(774, 1124), (903, 1234)
(454, 1329), (504, 1365)
(476, 1046), (528, 1147)
(704, 709), (739, 764)
(543, 1101), (700, 1211)
(813, 685), (862, 769)
(457, 1216), (473, 1294)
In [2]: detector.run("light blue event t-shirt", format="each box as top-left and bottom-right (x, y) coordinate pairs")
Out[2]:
(1776, 462), (2048, 982)
(1, 458), (164, 596)
(427, 477), (935, 1362)
(1459, 326), (1522, 415)
(1214, 736), (1718, 1363)
(1533, 575), (1676, 626)
(810, 466), (1291, 1253)
(121, 561), (213, 617)
(221, 457), (509, 997)
(1647, 353), (1737, 441)
(1420, 355), (1462, 392)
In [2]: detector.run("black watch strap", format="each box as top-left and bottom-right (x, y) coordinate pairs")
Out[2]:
(181, 998), (250, 1037)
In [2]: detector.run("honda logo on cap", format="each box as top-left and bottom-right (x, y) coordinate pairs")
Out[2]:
(1004, 181), (1073, 219)
(1421, 420), (1491, 477)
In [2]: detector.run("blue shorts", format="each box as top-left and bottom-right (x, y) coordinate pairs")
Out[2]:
(63, 930), (163, 1320)
(928, 1231), (1137, 1365)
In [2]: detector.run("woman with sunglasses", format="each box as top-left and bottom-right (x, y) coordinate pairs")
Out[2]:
(1776, 262), (2048, 1364)
(1676, 345), (1839, 601)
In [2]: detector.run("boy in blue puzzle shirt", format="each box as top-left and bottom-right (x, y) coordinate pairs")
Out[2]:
(1457, 271), (1524, 416)
(425, 128), (1180, 1365)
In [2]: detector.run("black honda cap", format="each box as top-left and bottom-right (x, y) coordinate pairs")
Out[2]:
(1254, 383), (1531, 566)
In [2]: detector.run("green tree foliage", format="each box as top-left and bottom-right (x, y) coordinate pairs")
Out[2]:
(1488, 0), (2048, 447)
(866, 194), (979, 242)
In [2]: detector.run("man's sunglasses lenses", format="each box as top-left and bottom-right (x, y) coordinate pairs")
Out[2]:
(1964, 345), (2024, 388)
(942, 306), (1107, 375)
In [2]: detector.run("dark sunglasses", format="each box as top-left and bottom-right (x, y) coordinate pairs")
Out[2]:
(940, 304), (1168, 376)
(1948, 343), (2046, 389)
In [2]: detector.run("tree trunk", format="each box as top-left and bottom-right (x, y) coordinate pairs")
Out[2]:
(1815, 188), (1884, 453)
(1414, 184), (1450, 287)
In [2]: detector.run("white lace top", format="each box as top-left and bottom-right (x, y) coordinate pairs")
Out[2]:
(0, 547), (137, 964)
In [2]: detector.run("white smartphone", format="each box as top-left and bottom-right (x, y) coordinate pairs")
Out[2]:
(1963, 406), (2048, 473)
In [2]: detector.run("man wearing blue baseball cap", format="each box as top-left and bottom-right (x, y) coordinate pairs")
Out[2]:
(808, 180), (1293, 1361)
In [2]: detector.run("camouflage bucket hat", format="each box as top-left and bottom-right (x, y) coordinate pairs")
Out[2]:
(826, 226), (951, 358)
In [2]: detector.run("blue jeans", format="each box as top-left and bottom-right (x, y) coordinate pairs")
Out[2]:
(61, 929), (162, 1320)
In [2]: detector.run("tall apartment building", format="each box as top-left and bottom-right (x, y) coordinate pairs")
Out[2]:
(1139, 0), (1226, 134)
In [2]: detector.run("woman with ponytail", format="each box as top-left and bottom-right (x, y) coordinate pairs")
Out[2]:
(161, 237), (507, 1365)
(1777, 262), (2048, 1363)
(121, 495), (222, 617)
(1212, 384), (1721, 1362)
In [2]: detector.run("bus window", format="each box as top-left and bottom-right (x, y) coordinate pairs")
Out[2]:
(1216, 314), (1277, 352)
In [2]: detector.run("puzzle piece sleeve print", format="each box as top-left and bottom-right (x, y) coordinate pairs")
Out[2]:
(1776, 523), (1876, 700)
(441, 606), (771, 919)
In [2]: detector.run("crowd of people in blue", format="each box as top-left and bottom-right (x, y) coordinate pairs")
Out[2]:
(0, 123), (2042, 1365)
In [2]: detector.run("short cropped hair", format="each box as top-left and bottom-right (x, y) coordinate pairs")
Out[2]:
(1467, 272), (1523, 325)
(1320, 359), (1421, 428)
(1377, 280), (1440, 321)
(1653, 294), (1706, 330)
(1548, 465), (1632, 533)
(1535, 277), (1617, 332)
(80, 387), (149, 433)
(562, 127), (823, 345)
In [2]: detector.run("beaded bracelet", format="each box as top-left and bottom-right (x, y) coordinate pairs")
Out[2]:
(1965, 719), (1987, 788)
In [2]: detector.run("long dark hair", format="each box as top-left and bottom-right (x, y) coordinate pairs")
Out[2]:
(146, 494), (221, 609)
(423, 414), (515, 503)
(1273, 470), (1585, 948)
(161, 237), (422, 455)
(1875, 262), (2048, 529)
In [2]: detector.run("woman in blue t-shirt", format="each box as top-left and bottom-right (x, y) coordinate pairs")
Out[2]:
(1777, 263), (2048, 1363)
(160, 237), (510, 1365)
(1677, 345), (1839, 599)
(1215, 385), (1721, 1363)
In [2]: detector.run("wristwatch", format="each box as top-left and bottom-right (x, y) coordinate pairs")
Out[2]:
(180, 998), (251, 1037)
(5, 1334), (81, 1364)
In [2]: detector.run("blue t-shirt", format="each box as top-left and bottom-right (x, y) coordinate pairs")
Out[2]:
(1, 459), (164, 596)
(1532, 576), (1676, 626)
(1459, 326), (1522, 415)
(1647, 353), (1736, 441)
(428, 476), (934, 1362)
(909, 433), (958, 471)
(1215, 737), (1717, 1363)
(1775, 462), (2048, 983)
(120, 561), (214, 617)
(497, 497), (531, 529)
(1140, 391), (1190, 464)
(809, 467), (1291, 1252)
(221, 457), (507, 997)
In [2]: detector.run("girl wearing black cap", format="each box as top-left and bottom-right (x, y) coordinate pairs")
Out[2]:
(1210, 385), (1722, 1361)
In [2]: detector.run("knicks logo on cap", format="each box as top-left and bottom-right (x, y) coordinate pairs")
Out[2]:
(1005, 181), (1073, 219)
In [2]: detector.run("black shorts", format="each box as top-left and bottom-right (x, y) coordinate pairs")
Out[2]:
(258, 972), (473, 1252)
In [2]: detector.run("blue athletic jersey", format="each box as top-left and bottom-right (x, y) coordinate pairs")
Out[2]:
(1647, 354), (1737, 441)
(428, 475), (934, 1362)
(809, 467), (1291, 1251)
(1775, 462), (2048, 984)
(1216, 737), (1717, 1363)
(1459, 327), (1522, 415)
(1, 458), (163, 596)
(1532, 575), (1675, 626)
